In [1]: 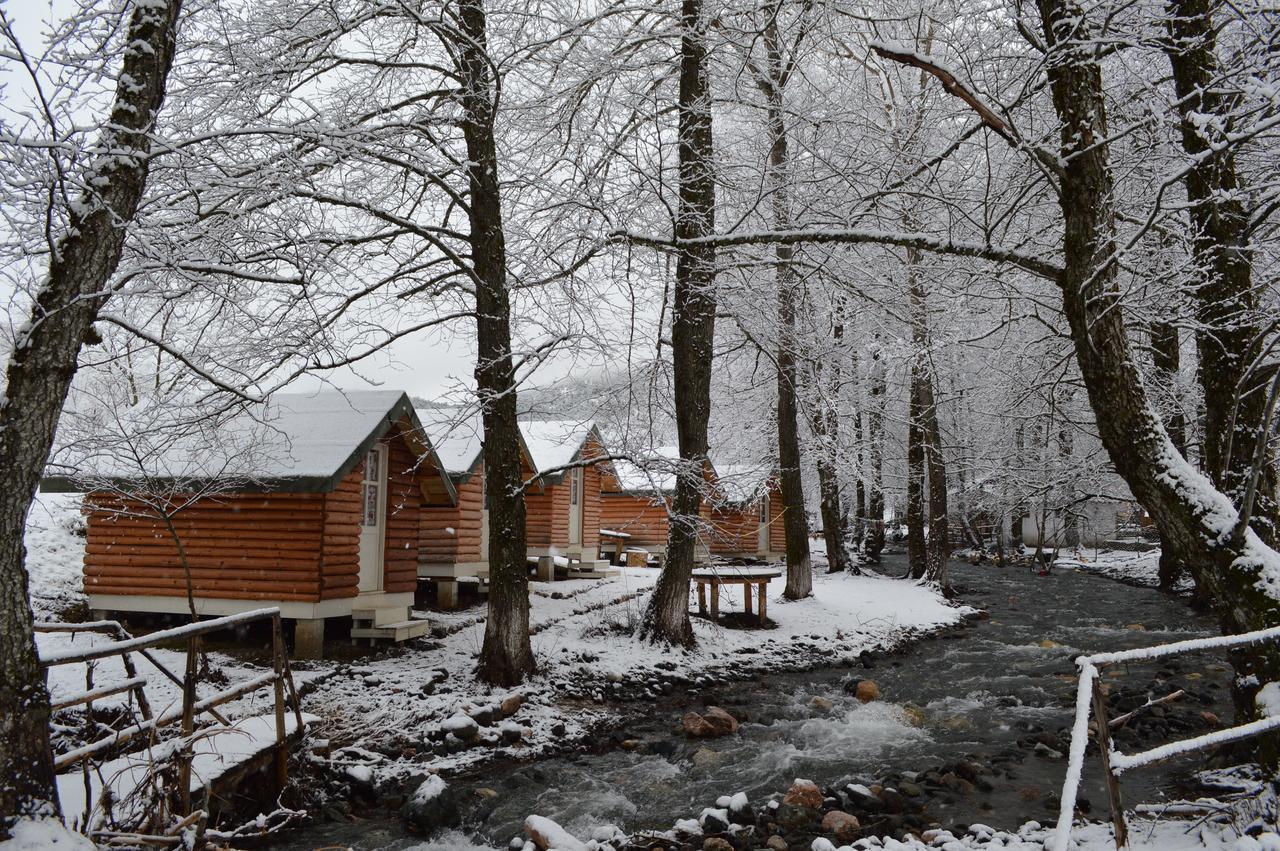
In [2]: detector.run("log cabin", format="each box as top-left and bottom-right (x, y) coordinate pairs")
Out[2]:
(42, 390), (457, 658)
(414, 405), (542, 607)
(598, 447), (715, 565)
(708, 464), (787, 560)
(520, 420), (614, 575)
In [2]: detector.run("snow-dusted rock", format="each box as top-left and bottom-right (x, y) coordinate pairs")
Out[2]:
(402, 774), (460, 834)
(699, 806), (730, 833)
(821, 810), (860, 842)
(783, 778), (823, 808)
(441, 713), (481, 741)
(524, 814), (589, 851)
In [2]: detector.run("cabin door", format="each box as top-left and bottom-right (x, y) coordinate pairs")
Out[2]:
(358, 444), (388, 593)
(757, 495), (770, 553)
(568, 466), (583, 546)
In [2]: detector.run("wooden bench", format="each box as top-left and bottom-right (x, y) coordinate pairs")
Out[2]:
(691, 566), (782, 626)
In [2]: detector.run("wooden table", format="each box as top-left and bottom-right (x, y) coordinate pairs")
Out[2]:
(691, 566), (782, 626)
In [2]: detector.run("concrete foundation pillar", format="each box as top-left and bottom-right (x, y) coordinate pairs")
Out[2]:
(436, 580), (459, 610)
(90, 609), (110, 623)
(537, 556), (555, 582)
(293, 618), (325, 660)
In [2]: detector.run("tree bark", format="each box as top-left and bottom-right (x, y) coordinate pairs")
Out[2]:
(906, 252), (947, 583)
(1151, 322), (1191, 590)
(1165, 0), (1278, 549)
(458, 0), (535, 686)
(906, 374), (927, 579)
(641, 0), (717, 646)
(863, 342), (887, 561)
(810, 304), (852, 574)
(0, 0), (183, 832)
(762, 30), (812, 600)
(1037, 0), (1280, 750)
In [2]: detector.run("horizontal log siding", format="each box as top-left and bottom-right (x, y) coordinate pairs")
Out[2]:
(768, 482), (787, 553)
(599, 493), (670, 548)
(419, 469), (484, 564)
(383, 436), (421, 593)
(710, 506), (759, 554)
(84, 491), (328, 602)
(320, 471), (360, 599)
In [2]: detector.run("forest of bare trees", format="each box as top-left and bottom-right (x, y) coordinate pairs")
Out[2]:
(1, 0), (1278, 831)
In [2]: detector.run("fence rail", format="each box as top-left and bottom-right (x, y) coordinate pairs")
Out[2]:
(38, 608), (304, 819)
(1051, 624), (1280, 851)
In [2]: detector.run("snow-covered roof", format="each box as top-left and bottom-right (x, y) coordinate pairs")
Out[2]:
(44, 389), (456, 501)
(520, 419), (605, 483)
(607, 446), (693, 494)
(416, 405), (486, 476)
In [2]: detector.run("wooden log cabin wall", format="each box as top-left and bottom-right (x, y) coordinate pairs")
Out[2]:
(48, 391), (454, 658)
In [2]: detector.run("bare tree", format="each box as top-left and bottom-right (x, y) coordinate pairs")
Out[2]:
(0, 0), (183, 829)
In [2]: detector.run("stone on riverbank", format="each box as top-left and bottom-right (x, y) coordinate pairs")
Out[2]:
(402, 775), (460, 835)
(683, 706), (739, 737)
(822, 809), (861, 842)
(856, 680), (881, 702)
(524, 814), (588, 851)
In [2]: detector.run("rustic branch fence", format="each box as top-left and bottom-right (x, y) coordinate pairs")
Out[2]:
(38, 608), (305, 827)
(1050, 625), (1280, 851)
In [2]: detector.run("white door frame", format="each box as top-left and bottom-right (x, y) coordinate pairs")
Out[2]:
(757, 494), (770, 554)
(358, 444), (388, 593)
(568, 466), (583, 546)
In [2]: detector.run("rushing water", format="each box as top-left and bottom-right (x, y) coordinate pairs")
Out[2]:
(282, 556), (1233, 850)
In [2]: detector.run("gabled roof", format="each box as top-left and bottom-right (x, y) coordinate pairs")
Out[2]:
(604, 446), (723, 497)
(43, 390), (457, 503)
(520, 420), (611, 484)
(415, 403), (543, 486)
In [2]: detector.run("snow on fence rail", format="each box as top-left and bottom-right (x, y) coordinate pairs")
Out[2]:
(1050, 625), (1280, 851)
(38, 608), (305, 822)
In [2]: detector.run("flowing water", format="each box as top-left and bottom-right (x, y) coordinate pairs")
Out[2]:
(282, 557), (1234, 850)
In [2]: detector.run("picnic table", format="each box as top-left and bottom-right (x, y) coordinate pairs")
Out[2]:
(691, 565), (782, 626)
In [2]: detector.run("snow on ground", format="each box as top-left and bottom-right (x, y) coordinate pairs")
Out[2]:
(25, 492), (89, 619)
(811, 819), (1280, 851)
(1055, 548), (1193, 594)
(303, 565), (968, 788)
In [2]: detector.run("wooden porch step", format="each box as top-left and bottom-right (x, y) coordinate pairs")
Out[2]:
(350, 619), (432, 642)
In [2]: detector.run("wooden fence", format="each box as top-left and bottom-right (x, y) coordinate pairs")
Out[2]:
(38, 608), (305, 826)
(1050, 625), (1280, 851)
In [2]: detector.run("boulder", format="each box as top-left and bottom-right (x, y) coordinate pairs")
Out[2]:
(901, 704), (926, 727)
(684, 707), (739, 737)
(855, 680), (881, 703)
(783, 778), (824, 809)
(810, 696), (834, 713)
(402, 775), (460, 835)
(524, 815), (589, 851)
(441, 713), (480, 742)
(699, 807), (730, 834)
(766, 836), (789, 851)
(704, 706), (740, 735)
(703, 839), (734, 851)
(821, 810), (861, 843)
(500, 694), (524, 718)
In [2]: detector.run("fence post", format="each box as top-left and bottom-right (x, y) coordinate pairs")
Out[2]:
(178, 636), (199, 816)
(271, 613), (289, 791)
(1091, 669), (1127, 849)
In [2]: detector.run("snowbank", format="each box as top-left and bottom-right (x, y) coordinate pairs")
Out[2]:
(24, 492), (88, 619)
(1056, 548), (1192, 593)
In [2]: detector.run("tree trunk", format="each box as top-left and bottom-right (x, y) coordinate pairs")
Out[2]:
(1151, 322), (1191, 590)
(641, 0), (717, 646)
(923, 381), (950, 586)
(906, 375), (927, 579)
(1165, 0), (1278, 549)
(459, 0), (535, 686)
(0, 0), (183, 832)
(756, 21), (812, 600)
(1037, 0), (1280, 751)
(863, 343), (887, 561)
(810, 311), (851, 574)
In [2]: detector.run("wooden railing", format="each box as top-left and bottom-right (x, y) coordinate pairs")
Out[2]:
(1050, 625), (1280, 851)
(38, 608), (305, 820)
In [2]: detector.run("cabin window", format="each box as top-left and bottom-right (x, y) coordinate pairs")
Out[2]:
(570, 468), (580, 505)
(759, 497), (768, 522)
(362, 449), (380, 527)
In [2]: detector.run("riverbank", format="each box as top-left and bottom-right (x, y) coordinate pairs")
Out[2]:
(295, 565), (968, 808)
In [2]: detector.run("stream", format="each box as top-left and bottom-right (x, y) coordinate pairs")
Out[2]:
(282, 556), (1235, 850)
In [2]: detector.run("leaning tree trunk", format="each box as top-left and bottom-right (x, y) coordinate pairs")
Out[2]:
(641, 0), (717, 646)
(1165, 0), (1279, 550)
(0, 0), (183, 832)
(1151, 321), (1192, 591)
(459, 0), (535, 686)
(1037, 0), (1280, 752)
(863, 343), (888, 561)
(922, 380), (950, 587)
(762, 46), (812, 600)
